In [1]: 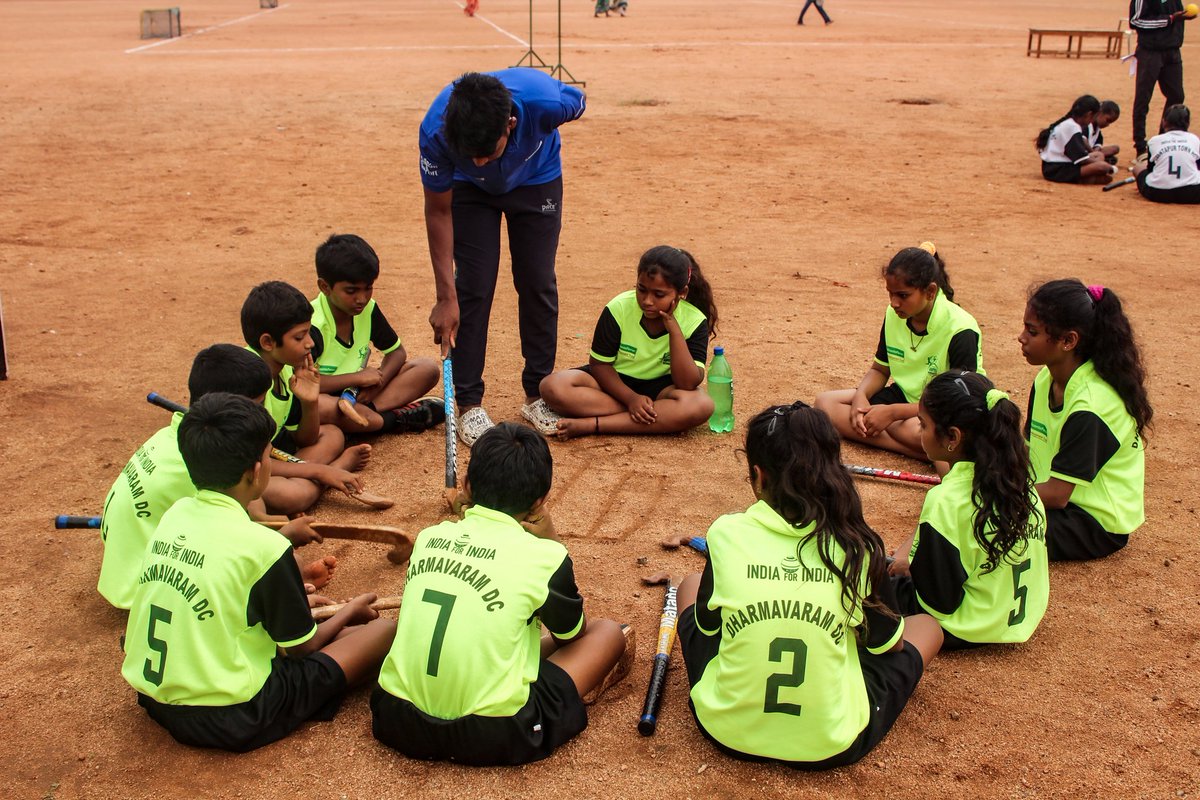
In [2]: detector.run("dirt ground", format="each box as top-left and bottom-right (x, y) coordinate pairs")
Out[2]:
(2, 0), (1198, 797)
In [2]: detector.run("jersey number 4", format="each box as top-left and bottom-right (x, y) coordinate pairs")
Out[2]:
(763, 637), (808, 716)
(1167, 156), (1183, 179)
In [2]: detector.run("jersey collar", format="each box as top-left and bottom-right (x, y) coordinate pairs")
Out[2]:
(744, 499), (818, 539)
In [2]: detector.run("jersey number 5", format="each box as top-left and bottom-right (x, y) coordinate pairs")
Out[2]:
(1008, 559), (1032, 626)
(143, 604), (172, 686)
(421, 589), (457, 677)
(763, 637), (808, 716)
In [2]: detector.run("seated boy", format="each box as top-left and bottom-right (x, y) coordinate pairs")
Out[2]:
(98, 344), (321, 610)
(371, 423), (633, 766)
(310, 233), (443, 434)
(241, 280), (380, 515)
(121, 393), (396, 752)
(1087, 100), (1121, 165)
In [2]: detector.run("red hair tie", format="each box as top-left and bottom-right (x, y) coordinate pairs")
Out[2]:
(1086, 284), (1105, 302)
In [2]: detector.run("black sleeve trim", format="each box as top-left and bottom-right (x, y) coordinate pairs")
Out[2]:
(685, 321), (710, 366)
(589, 307), (621, 360)
(861, 555), (903, 650)
(694, 554), (721, 634)
(310, 327), (326, 362)
(370, 305), (400, 352)
(1065, 132), (1092, 163)
(247, 549), (315, 644)
(946, 329), (980, 372)
(874, 322), (887, 363)
(909, 521), (968, 615)
(1051, 410), (1120, 482)
(1024, 384), (1035, 441)
(536, 555), (585, 636)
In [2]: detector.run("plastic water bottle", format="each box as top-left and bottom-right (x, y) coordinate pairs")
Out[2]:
(707, 346), (734, 433)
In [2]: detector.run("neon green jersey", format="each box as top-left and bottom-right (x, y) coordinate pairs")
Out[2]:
(243, 346), (299, 436)
(589, 290), (708, 381)
(875, 293), (984, 403)
(376, 505), (585, 719)
(99, 413), (197, 609)
(1026, 361), (1144, 534)
(689, 501), (903, 762)
(310, 293), (402, 377)
(121, 491), (316, 706)
(909, 461), (1049, 643)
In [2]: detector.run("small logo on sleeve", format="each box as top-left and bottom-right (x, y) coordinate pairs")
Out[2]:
(420, 156), (439, 177)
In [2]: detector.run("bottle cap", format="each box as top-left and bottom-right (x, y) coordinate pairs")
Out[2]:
(713, 345), (724, 355)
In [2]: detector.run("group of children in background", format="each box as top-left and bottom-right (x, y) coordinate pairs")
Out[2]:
(98, 235), (1150, 770)
(1037, 95), (1200, 203)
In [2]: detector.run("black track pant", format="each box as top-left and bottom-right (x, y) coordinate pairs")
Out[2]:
(798, 0), (831, 23)
(1132, 47), (1185, 155)
(451, 178), (563, 406)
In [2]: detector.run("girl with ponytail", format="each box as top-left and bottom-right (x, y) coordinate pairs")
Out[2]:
(816, 241), (984, 464)
(533, 245), (718, 438)
(889, 371), (1049, 649)
(1036, 94), (1117, 185)
(1019, 279), (1151, 560)
(674, 402), (941, 767)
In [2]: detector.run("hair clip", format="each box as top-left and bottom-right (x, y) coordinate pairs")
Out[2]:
(953, 377), (971, 397)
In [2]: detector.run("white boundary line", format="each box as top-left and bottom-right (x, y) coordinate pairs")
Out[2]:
(451, 0), (528, 47)
(137, 40), (1019, 56)
(125, 3), (290, 54)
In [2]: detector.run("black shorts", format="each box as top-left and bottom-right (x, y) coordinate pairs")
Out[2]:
(1042, 160), (1082, 184)
(576, 364), (674, 399)
(1136, 171), (1200, 204)
(677, 605), (924, 769)
(869, 383), (909, 406)
(370, 659), (587, 766)
(137, 653), (347, 752)
(271, 428), (299, 456)
(1046, 502), (1129, 561)
(889, 575), (983, 651)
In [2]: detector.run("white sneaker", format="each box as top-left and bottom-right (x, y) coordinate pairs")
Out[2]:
(521, 398), (563, 436)
(457, 406), (496, 448)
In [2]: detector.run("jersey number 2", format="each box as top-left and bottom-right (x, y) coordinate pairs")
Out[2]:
(763, 637), (807, 716)
(421, 589), (457, 677)
(143, 604), (172, 686)
(1008, 559), (1032, 626)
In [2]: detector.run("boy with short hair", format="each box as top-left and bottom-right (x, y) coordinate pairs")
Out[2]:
(121, 393), (396, 752)
(1087, 100), (1121, 164)
(310, 233), (443, 434)
(98, 344), (320, 610)
(371, 423), (632, 766)
(241, 280), (375, 515)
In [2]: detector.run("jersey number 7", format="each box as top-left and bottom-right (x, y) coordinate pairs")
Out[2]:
(422, 589), (457, 677)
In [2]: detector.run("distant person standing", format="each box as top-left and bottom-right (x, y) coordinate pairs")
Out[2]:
(1129, 0), (1192, 158)
(419, 70), (586, 447)
(798, 0), (832, 25)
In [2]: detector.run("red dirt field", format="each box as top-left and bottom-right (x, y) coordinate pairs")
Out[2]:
(1, 0), (1197, 797)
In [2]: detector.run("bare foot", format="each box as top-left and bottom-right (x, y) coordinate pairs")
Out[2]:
(332, 443), (372, 473)
(554, 417), (596, 440)
(301, 555), (338, 589)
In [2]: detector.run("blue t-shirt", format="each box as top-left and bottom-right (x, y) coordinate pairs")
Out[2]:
(418, 69), (586, 195)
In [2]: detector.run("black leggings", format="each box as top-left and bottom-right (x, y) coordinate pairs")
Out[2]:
(451, 178), (564, 406)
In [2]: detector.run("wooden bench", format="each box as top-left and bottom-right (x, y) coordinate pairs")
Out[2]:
(1026, 26), (1129, 59)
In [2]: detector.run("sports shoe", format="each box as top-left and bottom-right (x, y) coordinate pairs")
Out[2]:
(390, 397), (445, 433)
(520, 398), (563, 436)
(457, 406), (495, 447)
(582, 624), (636, 705)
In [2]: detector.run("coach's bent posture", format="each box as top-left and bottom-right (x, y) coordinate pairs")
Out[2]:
(420, 70), (585, 447)
(1129, 0), (1190, 157)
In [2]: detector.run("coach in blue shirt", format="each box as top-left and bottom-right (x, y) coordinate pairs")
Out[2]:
(420, 69), (586, 446)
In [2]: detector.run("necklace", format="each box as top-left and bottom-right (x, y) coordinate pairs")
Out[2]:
(908, 325), (926, 352)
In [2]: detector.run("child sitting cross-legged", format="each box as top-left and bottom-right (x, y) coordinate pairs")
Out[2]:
(121, 393), (395, 752)
(371, 423), (634, 765)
